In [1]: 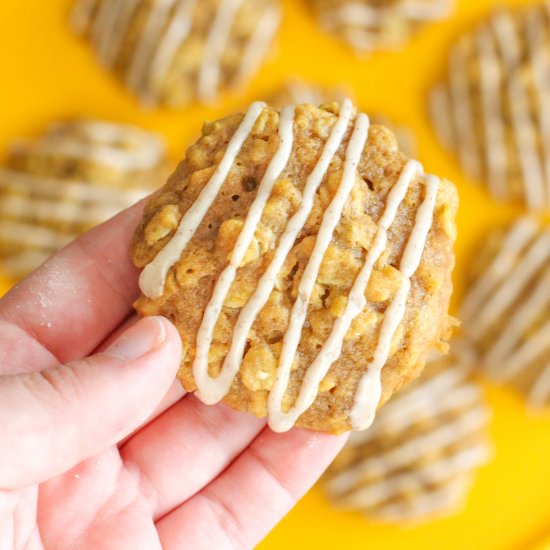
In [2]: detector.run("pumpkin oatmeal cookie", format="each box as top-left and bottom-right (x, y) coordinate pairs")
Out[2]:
(71, 0), (281, 108)
(461, 218), (550, 407)
(324, 344), (490, 522)
(132, 100), (457, 433)
(0, 120), (167, 278)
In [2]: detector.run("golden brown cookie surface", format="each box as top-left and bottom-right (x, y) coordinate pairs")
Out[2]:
(430, 3), (550, 210)
(324, 344), (490, 522)
(71, 0), (280, 107)
(461, 218), (550, 407)
(133, 101), (457, 433)
(0, 120), (167, 278)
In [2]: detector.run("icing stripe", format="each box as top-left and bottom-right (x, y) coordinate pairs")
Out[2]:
(197, 0), (246, 103)
(476, 27), (507, 200)
(528, 360), (550, 407)
(351, 172), (440, 430)
(330, 407), (487, 494)
(267, 112), (370, 432)
(0, 168), (148, 204)
(126, 0), (178, 94)
(193, 105), (296, 402)
(139, 101), (266, 299)
(460, 217), (537, 321)
(492, 11), (546, 209)
(468, 231), (550, 338)
(236, 4), (281, 85)
(194, 99), (355, 405)
(70, 0), (99, 33)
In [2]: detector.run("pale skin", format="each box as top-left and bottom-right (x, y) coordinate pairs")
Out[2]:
(0, 202), (348, 549)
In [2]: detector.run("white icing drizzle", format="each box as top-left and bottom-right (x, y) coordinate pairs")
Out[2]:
(197, 0), (246, 103)
(140, 101), (440, 431)
(328, 408), (488, 495)
(266, 112), (370, 432)
(467, 231), (550, 338)
(75, 0), (279, 106)
(492, 11), (546, 210)
(350, 172), (439, 430)
(330, 445), (488, 514)
(126, 0), (178, 94)
(193, 99), (355, 405)
(429, 84), (454, 150)
(432, 4), (550, 208)
(236, 4), (281, 85)
(193, 105), (297, 402)
(139, 101), (266, 299)
(0, 168), (147, 205)
(476, 26), (507, 200)
(0, 120), (164, 276)
(448, 38), (480, 179)
(319, 0), (452, 53)
(147, 0), (198, 103)
(462, 218), (550, 405)
(525, 4), (550, 203)
(460, 217), (537, 321)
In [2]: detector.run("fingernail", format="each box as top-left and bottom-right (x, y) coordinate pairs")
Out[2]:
(104, 317), (166, 361)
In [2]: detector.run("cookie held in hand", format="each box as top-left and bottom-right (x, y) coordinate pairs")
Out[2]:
(132, 101), (457, 433)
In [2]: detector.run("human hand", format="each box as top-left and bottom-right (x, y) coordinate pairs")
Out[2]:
(0, 203), (347, 549)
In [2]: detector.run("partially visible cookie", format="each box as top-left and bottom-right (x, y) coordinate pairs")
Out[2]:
(132, 100), (457, 434)
(309, 0), (453, 54)
(430, 3), (550, 210)
(324, 344), (490, 522)
(0, 120), (167, 278)
(461, 218), (550, 407)
(71, 0), (281, 107)
(267, 80), (417, 157)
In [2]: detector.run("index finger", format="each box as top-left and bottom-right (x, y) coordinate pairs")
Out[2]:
(0, 200), (145, 366)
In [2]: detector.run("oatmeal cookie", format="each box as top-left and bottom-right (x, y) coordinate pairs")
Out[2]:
(132, 100), (457, 433)
(0, 120), (167, 278)
(461, 218), (550, 407)
(309, 0), (453, 54)
(71, 0), (281, 108)
(324, 344), (490, 522)
(430, 3), (550, 210)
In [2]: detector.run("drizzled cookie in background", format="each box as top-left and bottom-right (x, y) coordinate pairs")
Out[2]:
(71, 0), (281, 108)
(461, 218), (550, 408)
(324, 344), (491, 523)
(266, 80), (417, 157)
(308, 0), (454, 54)
(430, 2), (550, 211)
(0, 120), (168, 278)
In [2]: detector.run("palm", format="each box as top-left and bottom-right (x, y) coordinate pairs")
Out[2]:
(0, 203), (346, 549)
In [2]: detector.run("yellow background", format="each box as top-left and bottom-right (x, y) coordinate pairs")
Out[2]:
(1, 0), (550, 548)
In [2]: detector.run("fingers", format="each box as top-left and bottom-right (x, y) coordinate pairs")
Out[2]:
(120, 398), (265, 521)
(0, 316), (181, 491)
(0, 201), (145, 367)
(156, 427), (348, 549)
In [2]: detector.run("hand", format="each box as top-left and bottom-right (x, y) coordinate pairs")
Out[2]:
(0, 203), (347, 549)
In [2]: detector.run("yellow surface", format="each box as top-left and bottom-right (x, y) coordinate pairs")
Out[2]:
(1, 0), (550, 549)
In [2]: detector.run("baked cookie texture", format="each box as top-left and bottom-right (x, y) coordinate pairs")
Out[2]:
(0, 120), (167, 278)
(324, 344), (490, 522)
(267, 80), (417, 157)
(430, 3), (550, 210)
(71, 0), (281, 108)
(308, 0), (453, 54)
(132, 101), (458, 434)
(461, 218), (550, 407)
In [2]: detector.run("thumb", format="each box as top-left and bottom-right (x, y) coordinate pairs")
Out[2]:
(0, 316), (182, 490)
